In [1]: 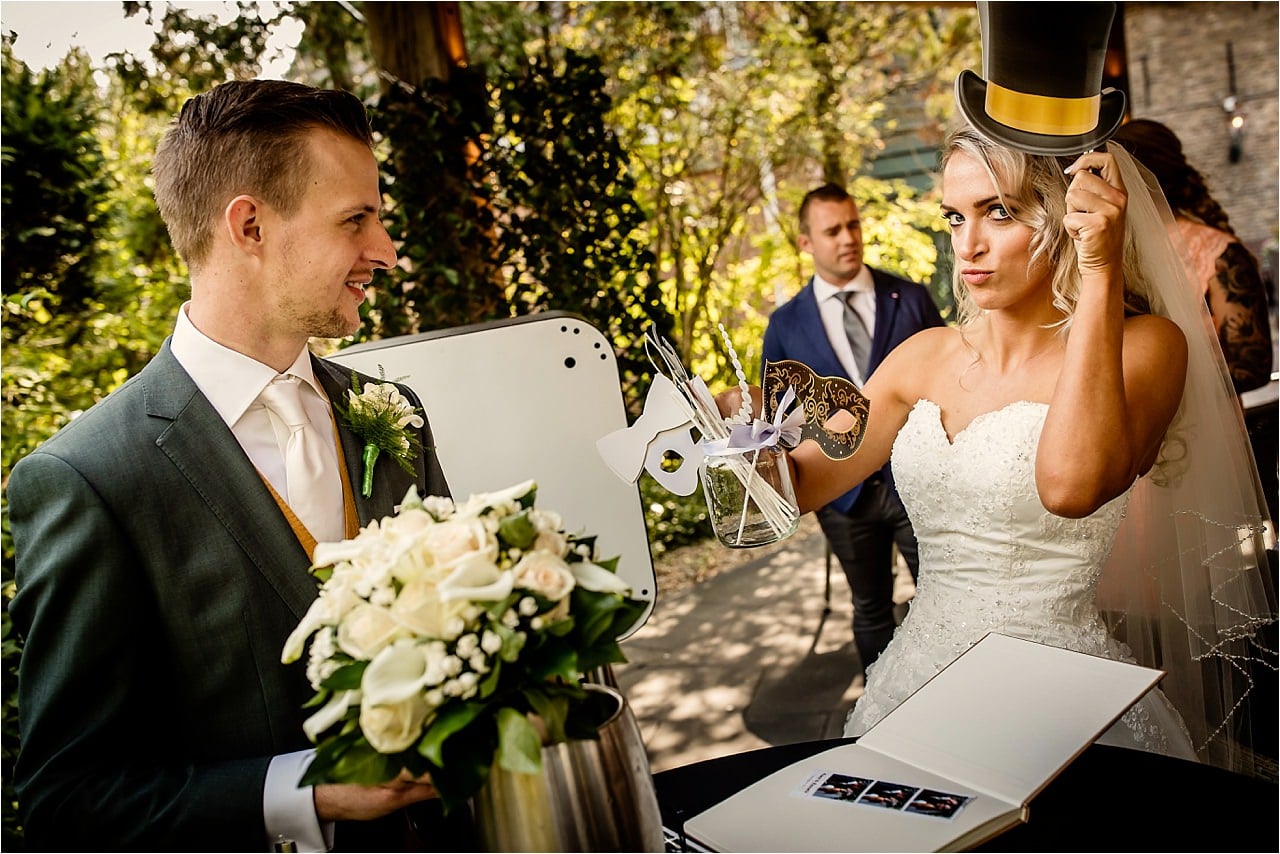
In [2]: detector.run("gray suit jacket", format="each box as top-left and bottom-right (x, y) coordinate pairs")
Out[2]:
(7, 341), (450, 851)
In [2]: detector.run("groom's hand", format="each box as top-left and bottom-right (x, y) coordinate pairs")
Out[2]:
(313, 771), (439, 822)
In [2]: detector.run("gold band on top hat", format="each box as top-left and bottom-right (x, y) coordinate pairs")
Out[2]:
(984, 80), (1101, 137)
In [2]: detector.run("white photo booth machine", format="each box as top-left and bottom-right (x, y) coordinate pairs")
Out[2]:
(331, 312), (656, 639)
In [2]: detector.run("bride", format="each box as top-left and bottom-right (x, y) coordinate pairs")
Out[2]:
(724, 122), (1274, 775)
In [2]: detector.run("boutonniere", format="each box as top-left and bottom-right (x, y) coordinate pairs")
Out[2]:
(336, 370), (425, 498)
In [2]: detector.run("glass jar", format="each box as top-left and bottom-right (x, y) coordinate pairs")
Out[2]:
(698, 445), (799, 548)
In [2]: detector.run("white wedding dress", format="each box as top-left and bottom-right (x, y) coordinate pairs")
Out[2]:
(842, 399), (1198, 761)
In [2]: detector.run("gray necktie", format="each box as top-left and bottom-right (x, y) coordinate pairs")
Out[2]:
(840, 291), (872, 377)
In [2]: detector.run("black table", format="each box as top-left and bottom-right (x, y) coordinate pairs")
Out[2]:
(655, 738), (1279, 852)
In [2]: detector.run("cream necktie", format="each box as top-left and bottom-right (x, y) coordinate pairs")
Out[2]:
(258, 376), (342, 544)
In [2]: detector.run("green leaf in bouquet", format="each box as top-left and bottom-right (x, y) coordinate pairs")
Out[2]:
(493, 622), (527, 663)
(575, 640), (628, 673)
(514, 484), (538, 510)
(417, 699), (487, 766)
(566, 533), (598, 562)
(495, 706), (543, 774)
(540, 612), (574, 637)
(594, 553), (620, 573)
(301, 689), (333, 710)
(330, 741), (401, 786)
(524, 639), (579, 682)
(524, 688), (570, 744)
(497, 510), (538, 551)
(320, 660), (368, 692)
(483, 591), (522, 619)
(476, 657), (504, 698)
(572, 588), (627, 647)
(302, 727), (395, 786)
(431, 730), (496, 814)
(299, 742), (343, 786)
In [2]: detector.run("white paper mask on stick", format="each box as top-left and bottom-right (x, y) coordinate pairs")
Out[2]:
(596, 372), (703, 491)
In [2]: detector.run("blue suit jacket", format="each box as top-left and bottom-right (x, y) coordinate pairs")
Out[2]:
(761, 268), (945, 512)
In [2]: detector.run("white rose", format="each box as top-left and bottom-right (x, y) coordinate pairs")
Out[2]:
(533, 529), (568, 558)
(420, 518), (496, 569)
(390, 577), (471, 638)
(439, 554), (515, 603)
(337, 602), (406, 660)
(378, 509), (442, 584)
(513, 551), (575, 601)
(360, 695), (430, 753)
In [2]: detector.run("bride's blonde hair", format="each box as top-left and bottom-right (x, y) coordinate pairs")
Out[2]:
(940, 126), (1153, 333)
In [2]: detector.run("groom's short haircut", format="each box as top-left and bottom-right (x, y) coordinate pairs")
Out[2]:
(798, 183), (855, 235)
(152, 79), (374, 269)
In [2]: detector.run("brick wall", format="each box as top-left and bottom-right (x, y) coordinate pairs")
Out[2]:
(1122, 1), (1278, 273)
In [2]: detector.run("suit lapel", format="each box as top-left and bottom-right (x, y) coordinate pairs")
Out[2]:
(144, 345), (319, 618)
(869, 270), (901, 368)
(795, 281), (848, 379)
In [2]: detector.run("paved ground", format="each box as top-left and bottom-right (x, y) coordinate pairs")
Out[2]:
(614, 519), (914, 774)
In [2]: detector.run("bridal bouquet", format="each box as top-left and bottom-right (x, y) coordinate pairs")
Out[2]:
(281, 480), (649, 812)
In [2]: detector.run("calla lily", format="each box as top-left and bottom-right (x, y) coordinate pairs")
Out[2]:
(571, 561), (632, 594)
(362, 639), (432, 705)
(439, 554), (515, 602)
(303, 689), (359, 741)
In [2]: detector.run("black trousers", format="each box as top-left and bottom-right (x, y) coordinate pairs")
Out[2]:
(817, 474), (920, 672)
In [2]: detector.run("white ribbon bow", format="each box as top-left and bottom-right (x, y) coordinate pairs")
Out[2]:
(702, 386), (804, 456)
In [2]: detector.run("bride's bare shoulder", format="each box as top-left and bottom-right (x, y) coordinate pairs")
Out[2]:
(898, 325), (963, 359)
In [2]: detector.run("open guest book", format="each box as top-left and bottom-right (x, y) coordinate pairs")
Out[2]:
(681, 633), (1164, 852)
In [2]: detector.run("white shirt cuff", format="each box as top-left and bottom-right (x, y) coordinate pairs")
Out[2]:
(264, 750), (334, 852)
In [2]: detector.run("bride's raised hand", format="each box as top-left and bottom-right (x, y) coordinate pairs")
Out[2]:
(1063, 150), (1128, 278)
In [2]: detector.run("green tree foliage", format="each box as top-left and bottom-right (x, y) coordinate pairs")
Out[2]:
(1, 47), (107, 329)
(462, 1), (974, 389)
(363, 48), (670, 411)
(487, 50), (670, 405)
(1, 40), (108, 850)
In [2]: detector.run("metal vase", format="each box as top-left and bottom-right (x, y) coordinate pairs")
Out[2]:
(470, 685), (664, 852)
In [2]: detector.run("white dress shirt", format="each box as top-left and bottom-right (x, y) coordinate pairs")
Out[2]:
(812, 266), (876, 384)
(170, 303), (334, 852)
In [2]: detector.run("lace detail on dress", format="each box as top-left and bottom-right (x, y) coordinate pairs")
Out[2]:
(845, 400), (1195, 759)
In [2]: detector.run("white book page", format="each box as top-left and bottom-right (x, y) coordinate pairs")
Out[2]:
(683, 743), (1020, 853)
(858, 633), (1163, 804)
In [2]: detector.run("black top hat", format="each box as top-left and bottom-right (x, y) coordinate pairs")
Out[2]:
(955, 1), (1127, 156)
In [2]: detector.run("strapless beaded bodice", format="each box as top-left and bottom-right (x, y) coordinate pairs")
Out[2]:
(893, 399), (1127, 653)
(843, 400), (1192, 758)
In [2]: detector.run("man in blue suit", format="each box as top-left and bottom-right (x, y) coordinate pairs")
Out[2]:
(7, 81), (460, 851)
(762, 183), (945, 673)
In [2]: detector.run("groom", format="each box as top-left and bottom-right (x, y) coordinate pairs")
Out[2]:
(762, 183), (944, 673)
(7, 81), (456, 851)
